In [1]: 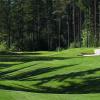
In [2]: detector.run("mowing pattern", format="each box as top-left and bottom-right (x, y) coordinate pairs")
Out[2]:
(0, 48), (100, 94)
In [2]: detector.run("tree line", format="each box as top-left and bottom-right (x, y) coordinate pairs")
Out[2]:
(0, 0), (100, 51)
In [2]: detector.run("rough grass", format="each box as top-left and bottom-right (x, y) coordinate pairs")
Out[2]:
(0, 48), (100, 100)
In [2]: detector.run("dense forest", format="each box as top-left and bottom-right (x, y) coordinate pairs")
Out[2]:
(0, 0), (100, 51)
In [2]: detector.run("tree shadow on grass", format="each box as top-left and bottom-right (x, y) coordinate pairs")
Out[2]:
(32, 68), (100, 94)
(0, 64), (17, 69)
(34, 67), (100, 83)
(0, 52), (99, 94)
(32, 77), (100, 94)
(0, 55), (81, 62)
(0, 67), (100, 94)
(0, 77), (100, 94)
(0, 63), (38, 78)
(3, 64), (78, 80)
(0, 52), (41, 55)
(59, 77), (100, 94)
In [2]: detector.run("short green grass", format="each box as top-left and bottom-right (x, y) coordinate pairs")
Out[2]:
(0, 48), (100, 100)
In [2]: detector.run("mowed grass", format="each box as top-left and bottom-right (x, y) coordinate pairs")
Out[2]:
(0, 90), (100, 100)
(0, 48), (100, 100)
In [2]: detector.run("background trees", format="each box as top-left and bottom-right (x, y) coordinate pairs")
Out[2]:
(0, 0), (100, 51)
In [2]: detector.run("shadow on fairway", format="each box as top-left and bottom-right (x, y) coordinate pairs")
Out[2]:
(0, 55), (81, 62)
(0, 52), (41, 55)
(33, 68), (100, 94)
(0, 52), (100, 94)
(0, 66), (100, 94)
(0, 63), (38, 77)
(0, 64), (17, 69)
(0, 64), (78, 80)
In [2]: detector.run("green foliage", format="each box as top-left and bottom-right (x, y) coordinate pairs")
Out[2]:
(0, 0), (99, 51)
(69, 42), (75, 48)
(0, 42), (7, 52)
(9, 44), (17, 52)
(82, 29), (88, 47)
(69, 42), (80, 48)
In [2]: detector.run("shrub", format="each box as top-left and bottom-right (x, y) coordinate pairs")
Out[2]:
(0, 42), (7, 52)
(9, 43), (17, 51)
(70, 42), (80, 48)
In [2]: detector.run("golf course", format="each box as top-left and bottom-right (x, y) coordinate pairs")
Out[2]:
(0, 0), (100, 99)
(0, 48), (100, 100)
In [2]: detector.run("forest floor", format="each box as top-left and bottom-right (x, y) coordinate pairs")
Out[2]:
(0, 48), (100, 100)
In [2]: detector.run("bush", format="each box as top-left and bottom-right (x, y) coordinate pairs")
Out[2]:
(0, 42), (7, 52)
(70, 42), (80, 48)
(9, 43), (17, 51)
(56, 47), (63, 52)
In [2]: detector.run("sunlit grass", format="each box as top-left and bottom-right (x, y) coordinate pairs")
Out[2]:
(0, 48), (100, 100)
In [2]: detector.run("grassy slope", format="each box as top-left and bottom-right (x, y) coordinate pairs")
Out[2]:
(0, 48), (100, 100)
